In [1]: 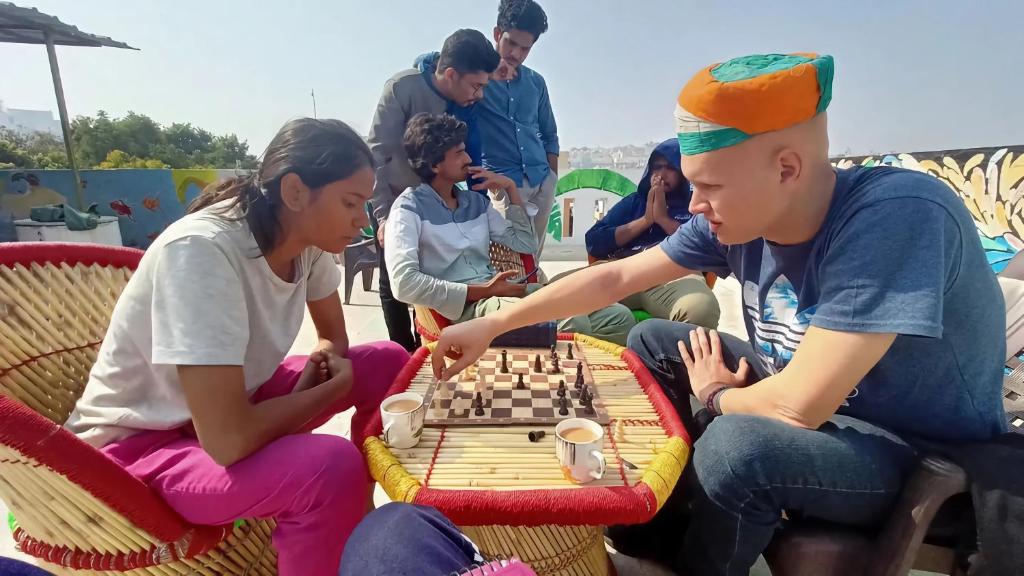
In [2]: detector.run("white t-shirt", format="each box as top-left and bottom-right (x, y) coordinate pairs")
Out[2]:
(65, 202), (342, 447)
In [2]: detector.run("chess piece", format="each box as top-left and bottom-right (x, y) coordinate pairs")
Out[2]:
(580, 384), (591, 406)
(534, 354), (543, 373)
(516, 373), (526, 390)
(558, 395), (570, 416)
(574, 370), (584, 390)
(566, 343), (574, 360)
(557, 379), (566, 398)
(475, 404), (486, 416)
(576, 362), (583, 378)
(474, 392), (485, 416)
(550, 344), (557, 358)
(583, 401), (595, 416)
(500, 350), (509, 373)
(551, 356), (561, 374)
(528, 430), (546, 442)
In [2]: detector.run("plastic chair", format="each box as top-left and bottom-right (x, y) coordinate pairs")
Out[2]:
(341, 233), (378, 305)
(0, 242), (277, 574)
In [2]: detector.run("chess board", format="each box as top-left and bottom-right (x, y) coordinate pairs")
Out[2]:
(423, 341), (611, 427)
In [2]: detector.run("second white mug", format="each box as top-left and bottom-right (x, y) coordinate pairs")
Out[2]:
(555, 418), (606, 484)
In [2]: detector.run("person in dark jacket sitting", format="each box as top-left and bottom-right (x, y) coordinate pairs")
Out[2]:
(584, 138), (720, 327)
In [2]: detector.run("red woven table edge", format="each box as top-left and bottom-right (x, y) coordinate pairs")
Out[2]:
(0, 242), (143, 270)
(622, 349), (691, 446)
(413, 483), (659, 527)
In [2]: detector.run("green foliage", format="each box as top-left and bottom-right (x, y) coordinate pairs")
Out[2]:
(0, 127), (69, 169)
(97, 149), (168, 169)
(1, 111), (258, 170)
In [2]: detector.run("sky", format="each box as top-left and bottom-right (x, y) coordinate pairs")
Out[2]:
(2, 0), (1022, 157)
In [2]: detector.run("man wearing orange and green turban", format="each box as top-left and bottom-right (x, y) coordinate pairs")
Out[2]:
(429, 53), (1006, 575)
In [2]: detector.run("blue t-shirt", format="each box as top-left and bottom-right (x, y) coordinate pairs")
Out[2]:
(661, 166), (1007, 441)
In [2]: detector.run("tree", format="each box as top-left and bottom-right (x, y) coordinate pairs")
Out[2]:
(97, 149), (168, 169)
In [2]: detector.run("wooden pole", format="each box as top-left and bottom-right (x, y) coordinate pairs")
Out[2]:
(44, 30), (84, 209)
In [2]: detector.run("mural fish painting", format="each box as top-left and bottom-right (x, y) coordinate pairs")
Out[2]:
(109, 200), (134, 221)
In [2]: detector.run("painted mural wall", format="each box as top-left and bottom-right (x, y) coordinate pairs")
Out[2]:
(831, 146), (1024, 272)
(546, 145), (1024, 272)
(0, 168), (239, 248)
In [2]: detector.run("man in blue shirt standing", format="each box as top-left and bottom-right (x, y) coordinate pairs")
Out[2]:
(430, 53), (1007, 576)
(479, 0), (559, 259)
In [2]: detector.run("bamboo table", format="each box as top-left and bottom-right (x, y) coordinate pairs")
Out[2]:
(361, 334), (691, 576)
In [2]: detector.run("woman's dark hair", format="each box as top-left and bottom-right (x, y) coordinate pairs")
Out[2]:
(403, 113), (468, 183)
(188, 118), (371, 254)
(438, 29), (500, 76)
(497, 0), (548, 40)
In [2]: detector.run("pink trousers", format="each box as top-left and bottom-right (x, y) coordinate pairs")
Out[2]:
(101, 341), (410, 576)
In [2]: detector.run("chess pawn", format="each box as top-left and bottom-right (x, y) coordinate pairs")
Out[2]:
(566, 344), (574, 360)
(516, 373), (526, 390)
(558, 395), (570, 416)
(534, 354), (543, 373)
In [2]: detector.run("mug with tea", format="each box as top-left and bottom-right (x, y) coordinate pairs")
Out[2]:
(380, 392), (425, 449)
(555, 418), (606, 484)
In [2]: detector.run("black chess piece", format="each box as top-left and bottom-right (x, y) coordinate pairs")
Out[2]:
(517, 373), (526, 390)
(550, 344), (557, 358)
(558, 395), (570, 416)
(566, 343), (574, 360)
(576, 362), (583, 377)
(534, 354), (543, 373)
(557, 379), (566, 398)
(583, 401), (595, 416)
(552, 357), (561, 374)
(475, 404), (486, 416)
(574, 370), (584, 390)
(580, 384), (591, 405)
(474, 392), (485, 416)
(500, 349), (509, 373)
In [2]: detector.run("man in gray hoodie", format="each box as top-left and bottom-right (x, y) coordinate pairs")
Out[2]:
(367, 29), (500, 350)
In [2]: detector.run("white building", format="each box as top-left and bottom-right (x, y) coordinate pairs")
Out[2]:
(0, 100), (61, 136)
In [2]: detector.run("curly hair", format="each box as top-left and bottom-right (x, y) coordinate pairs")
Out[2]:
(403, 114), (468, 183)
(497, 0), (548, 40)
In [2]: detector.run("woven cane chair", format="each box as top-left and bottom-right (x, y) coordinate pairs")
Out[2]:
(413, 242), (538, 345)
(0, 242), (277, 575)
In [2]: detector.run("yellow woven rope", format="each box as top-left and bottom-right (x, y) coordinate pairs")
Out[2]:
(363, 437), (422, 503)
(572, 333), (625, 356)
(640, 437), (689, 509)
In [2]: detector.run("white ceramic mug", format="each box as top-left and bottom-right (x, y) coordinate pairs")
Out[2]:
(555, 418), (606, 484)
(380, 392), (425, 449)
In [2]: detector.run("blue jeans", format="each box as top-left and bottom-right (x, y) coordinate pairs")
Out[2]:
(627, 320), (919, 576)
(339, 503), (483, 575)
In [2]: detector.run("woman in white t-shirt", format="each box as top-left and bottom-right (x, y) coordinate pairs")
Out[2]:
(65, 118), (410, 576)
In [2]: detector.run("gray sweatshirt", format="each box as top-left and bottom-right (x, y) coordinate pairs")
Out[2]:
(366, 68), (448, 223)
